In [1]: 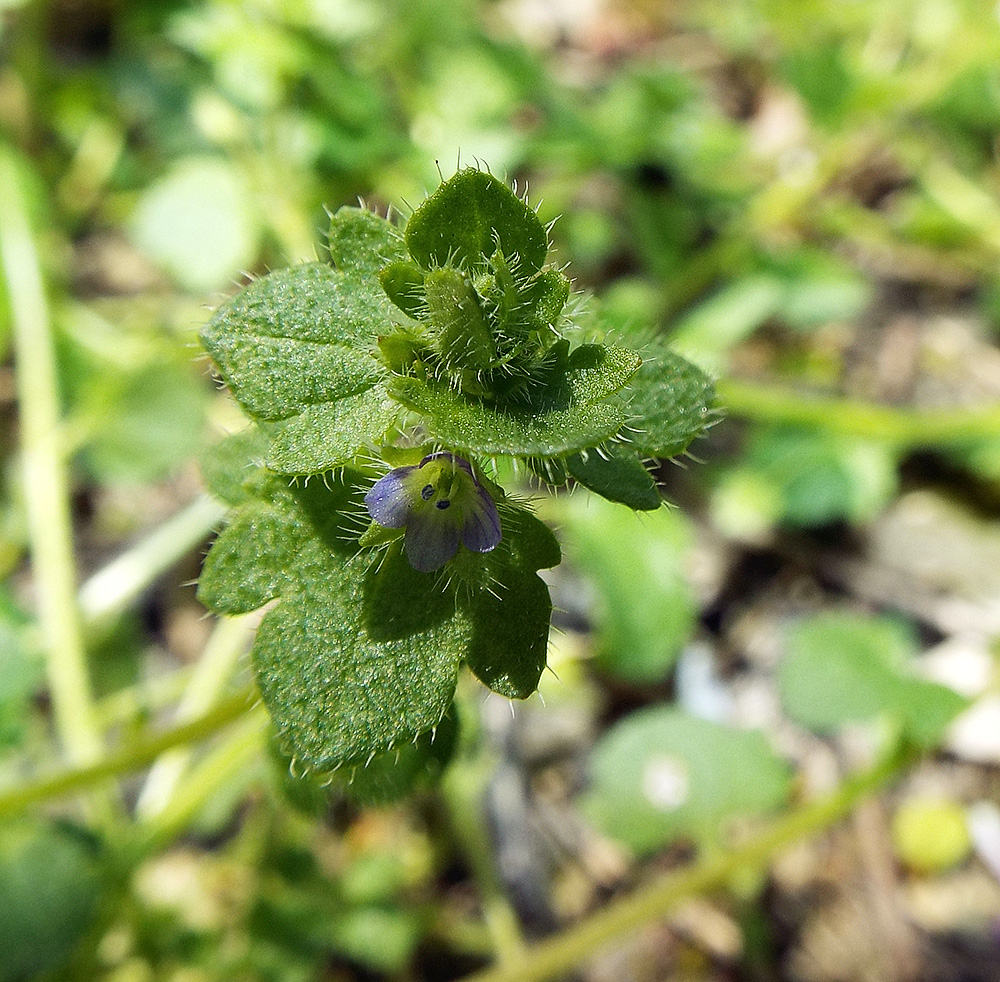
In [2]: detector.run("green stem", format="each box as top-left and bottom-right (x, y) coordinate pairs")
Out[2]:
(461, 742), (913, 982)
(93, 666), (194, 730)
(717, 378), (1000, 446)
(135, 614), (255, 819)
(138, 714), (268, 850)
(77, 495), (225, 630)
(0, 688), (258, 819)
(442, 760), (527, 966)
(0, 146), (101, 766)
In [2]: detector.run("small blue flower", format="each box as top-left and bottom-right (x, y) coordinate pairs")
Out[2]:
(365, 452), (502, 572)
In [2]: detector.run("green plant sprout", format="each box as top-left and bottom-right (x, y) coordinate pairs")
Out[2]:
(198, 166), (715, 784)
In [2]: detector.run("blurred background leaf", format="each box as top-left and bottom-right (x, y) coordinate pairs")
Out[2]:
(581, 706), (791, 855)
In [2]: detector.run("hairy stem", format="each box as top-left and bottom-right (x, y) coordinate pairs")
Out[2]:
(0, 146), (101, 765)
(462, 742), (912, 982)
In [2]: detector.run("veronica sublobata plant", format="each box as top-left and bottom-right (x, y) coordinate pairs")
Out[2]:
(197, 167), (714, 785)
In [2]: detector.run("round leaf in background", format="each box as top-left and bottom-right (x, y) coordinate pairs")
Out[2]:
(0, 820), (102, 982)
(581, 707), (790, 855)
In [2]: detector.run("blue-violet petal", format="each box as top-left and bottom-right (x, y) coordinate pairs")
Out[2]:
(364, 466), (416, 528)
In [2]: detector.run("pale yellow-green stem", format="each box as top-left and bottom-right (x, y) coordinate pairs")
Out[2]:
(717, 377), (1000, 446)
(135, 613), (257, 820)
(0, 146), (101, 766)
(0, 688), (257, 819)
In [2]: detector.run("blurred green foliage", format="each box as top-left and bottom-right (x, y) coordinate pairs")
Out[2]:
(0, 820), (102, 982)
(779, 611), (967, 746)
(556, 493), (697, 683)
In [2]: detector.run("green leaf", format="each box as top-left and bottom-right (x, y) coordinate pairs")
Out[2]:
(528, 269), (571, 327)
(567, 444), (660, 510)
(200, 472), (468, 769)
(331, 906), (421, 975)
(462, 564), (550, 699)
(199, 427), (270, 506)
(379, 261), (426, 318)
(742, 427), (898, 526)
(405, 168), (548, 273)
(561, 344), (642, 405)
(499, 501), (562, 572)
(201, 261), (387, 422)
(781, 40), (853, 126)
(778, 612), (967, 746)
(391, 376), (624, 457)
(780, 614), (903, 730)
(337, 710), (459, 806)
(376, 326), (432, 375)
(272, 710), (459, 812)
(459, 505), (560, 699)
(557, 493), (695, 682)
(255, 550), (464, 770)
(622, 340), (716, 458)
(900, 679), (968, 749)
(266, 388), (400, 474)
(198, 481), (312, 616)
(0, 820), (102, 982)
(327, 205), (406, 276)
(580, 708), (791, 855)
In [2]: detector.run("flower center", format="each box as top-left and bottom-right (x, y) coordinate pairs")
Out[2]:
(415, 463), (467, 514)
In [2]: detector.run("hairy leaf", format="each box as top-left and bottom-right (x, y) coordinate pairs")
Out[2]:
(460, 505), (560, 699)
(336, 710), (460, 806)
(266, 389), (400, 475)
(379, 261), (426, 318)
(567, 445), (661, 510)
(201, 261), (386, 421)
(424, 267), (496, 371)
(405, 168), (548, 273)
(254, 553), (464, 770)
(199, 471), (469, 769)
(528, 269), (571, 327)
(391, 376), (624, 457)
(328, 205), (406, 275)
(623, 341), (715, 457)
(462, 565), (550, 699)
(199, 427), (271, 507)
(201, 208), (408, 474)
(199, 469), (560, 767)
(562, 344), (642, 406)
